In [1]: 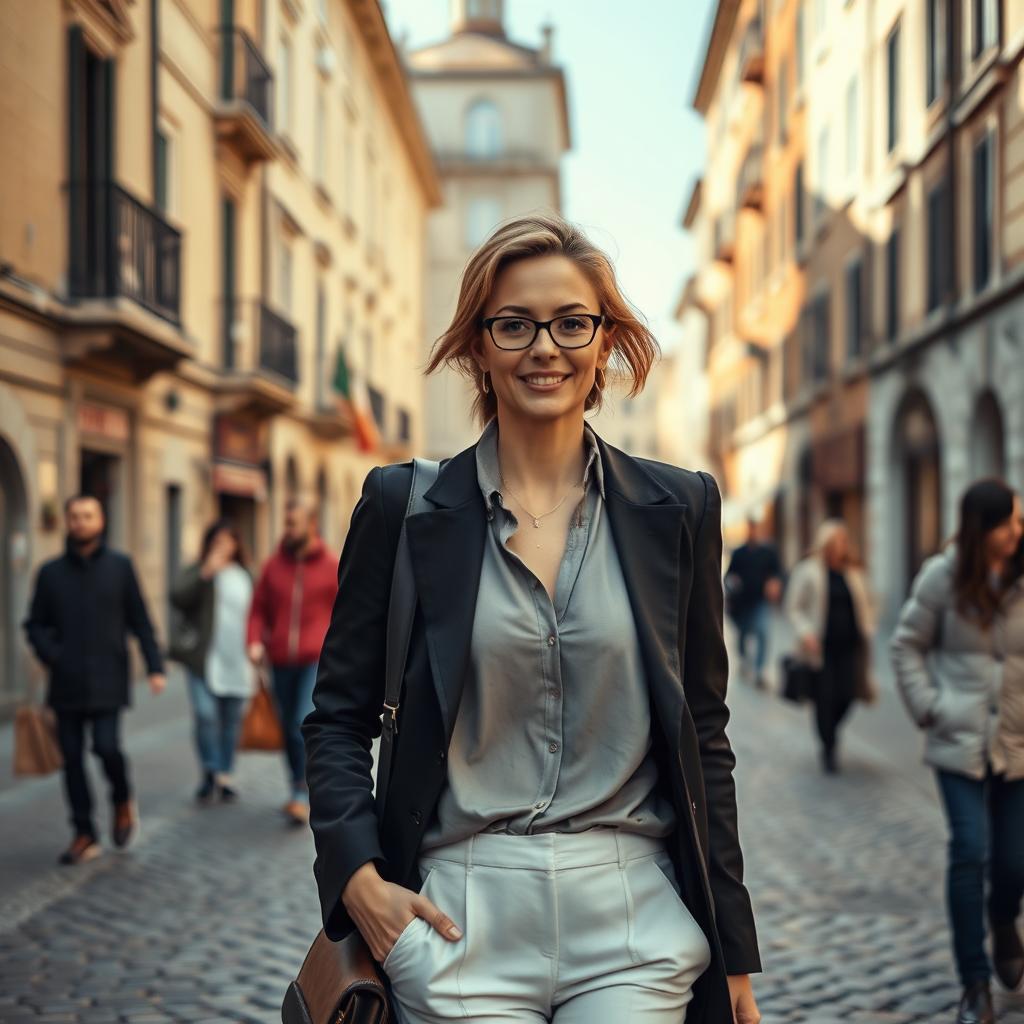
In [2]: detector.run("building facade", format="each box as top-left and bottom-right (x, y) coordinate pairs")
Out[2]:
(686, 0), (1024, 619)
(404, 0), (571, 459)
(0, 0), (439, 714)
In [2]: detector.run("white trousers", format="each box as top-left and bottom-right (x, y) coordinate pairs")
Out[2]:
(382, 829), (712, 1023)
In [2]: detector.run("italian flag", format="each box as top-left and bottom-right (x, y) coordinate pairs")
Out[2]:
(332, 347), (380, 453)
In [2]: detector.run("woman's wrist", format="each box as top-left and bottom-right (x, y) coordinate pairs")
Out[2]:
(342, 860), (385, 911)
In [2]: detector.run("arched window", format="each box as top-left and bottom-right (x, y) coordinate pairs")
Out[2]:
(465, 197), (502, 248)
(465, 99), (502, 159)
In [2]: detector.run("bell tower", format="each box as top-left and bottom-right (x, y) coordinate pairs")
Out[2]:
(450, 0), (505, 38)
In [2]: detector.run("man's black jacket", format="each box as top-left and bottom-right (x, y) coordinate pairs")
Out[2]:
(24, 539), (163, 712)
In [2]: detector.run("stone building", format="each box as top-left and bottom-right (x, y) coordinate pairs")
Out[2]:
(404, 0), (571, 459)
(0, 0), (439, 713)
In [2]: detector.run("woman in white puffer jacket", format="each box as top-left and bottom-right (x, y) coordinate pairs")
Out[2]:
(891, 479), (1024, 1024)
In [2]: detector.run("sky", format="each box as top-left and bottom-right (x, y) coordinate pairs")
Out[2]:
(382, 0), (714, 354)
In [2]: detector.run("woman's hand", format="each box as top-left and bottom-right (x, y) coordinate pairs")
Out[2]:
(342, 861), (462, 963)
(727, 974), (761, 1024)
(799, 633), (821, 658)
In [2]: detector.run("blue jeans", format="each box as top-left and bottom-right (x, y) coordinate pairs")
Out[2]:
(271, 663), (318, 799)
(186, 673), (245, 777)
(936, 768), (1024, 986)
(733, 602), (769, 675)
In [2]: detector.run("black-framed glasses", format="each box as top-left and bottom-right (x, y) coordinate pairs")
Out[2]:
(481, 313), (604, 351)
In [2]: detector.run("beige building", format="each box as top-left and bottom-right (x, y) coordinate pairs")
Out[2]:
(0, 0), (439, 714)
(686, 0), (1024, 615)
(405, 0), (571, 459)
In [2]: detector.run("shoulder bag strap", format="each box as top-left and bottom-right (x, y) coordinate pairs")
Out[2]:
(375, 457), (440, 815)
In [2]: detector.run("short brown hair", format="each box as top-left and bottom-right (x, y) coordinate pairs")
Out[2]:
(426, 213), (660, 425)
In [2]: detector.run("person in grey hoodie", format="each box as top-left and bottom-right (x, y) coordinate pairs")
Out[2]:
(891, 479), (1024, 1024)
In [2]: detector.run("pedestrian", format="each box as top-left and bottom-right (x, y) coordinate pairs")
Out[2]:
(725, 517), (783, 690)
(23, 495), (166, 865)
(302, 214), (761, 1024)
(247, 498), (338, 826)
(784, 519), (876, 773)
(891, 479), (1024, 1024)
(169, 519), (253, 805)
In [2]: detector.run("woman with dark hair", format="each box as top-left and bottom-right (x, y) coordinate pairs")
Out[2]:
(302, 214), (761, 1024)
(892, 479), (1024, 1024)
(170, 520), (253, 803)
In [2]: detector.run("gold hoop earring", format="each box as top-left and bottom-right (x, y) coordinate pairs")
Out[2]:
(482, 372), (490, 395)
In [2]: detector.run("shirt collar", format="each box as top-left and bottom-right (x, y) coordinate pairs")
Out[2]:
(475, 418), (605, 515)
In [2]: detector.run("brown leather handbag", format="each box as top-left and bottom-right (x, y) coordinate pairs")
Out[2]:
(239, 666), (284, 751)
(13, 704), (62, 776)
(282, 458), (439, 1024)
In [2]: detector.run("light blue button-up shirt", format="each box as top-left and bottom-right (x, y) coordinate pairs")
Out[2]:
(421, 420), (676, 850)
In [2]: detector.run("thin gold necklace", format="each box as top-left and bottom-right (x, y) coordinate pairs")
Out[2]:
(499, 472), (583, 528)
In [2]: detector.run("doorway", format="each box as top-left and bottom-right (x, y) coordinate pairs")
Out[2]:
(0, 439), (29, 708)
(80, 448), (125, 547)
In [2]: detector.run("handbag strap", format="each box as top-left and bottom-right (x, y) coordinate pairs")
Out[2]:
(375, 457), (440, 814)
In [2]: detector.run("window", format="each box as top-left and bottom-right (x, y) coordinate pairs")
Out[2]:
(816, 126), (829, 219)
(844, 258), (863, 361)
(927, 180), (950, 310)
(794, 161), (805, 248)
(777, 57), (789, 144)
(465, 196), (502, 248)
(278, 237), (293, 314)
(155, 128), (170, 213)
(221, 197), (236, 368)
(926, 0), (946, 105)
(465, 99), (502, 159)
(973, 132), (994, 291)
(887, 22), (900, 154)
(278, 35), (292, 135)
(886, 225), (900, 341)
(343, 117), (355, 216)
(845, 77), (859, 180)
(314, 92), (327, 185)
(810, 290), (831, 381)
(315, 284), (327, 408)
(972, 0), (998, 59)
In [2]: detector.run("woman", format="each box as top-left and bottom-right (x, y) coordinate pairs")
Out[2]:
(170, 520), (253, 803)
(891, 480), (1024, 1024)
(303, 214), (761, 1024)
(784, 519), (876, 773)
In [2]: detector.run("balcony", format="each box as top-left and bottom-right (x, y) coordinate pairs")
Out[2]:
(737, 143), (764, 210)
(739, 18), (764, 85)
(214, 29), (276, 163)
(65, 180), (189, 380)
(215, 300), (298, 417)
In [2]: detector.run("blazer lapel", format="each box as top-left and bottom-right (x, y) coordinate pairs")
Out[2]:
(599, 438), (692, 738)
(404, 446), (485, 741)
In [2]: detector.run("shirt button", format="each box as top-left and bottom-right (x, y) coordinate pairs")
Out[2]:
(547, 635), (556, 647)
(550, 689), (561, 699)
(549, 742), (559, 753)
(535, 801), (546, 810)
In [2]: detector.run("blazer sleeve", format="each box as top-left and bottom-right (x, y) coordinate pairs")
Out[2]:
(302, 466), (399, 940)
(684, 471), (761, 975)
(170, 563), (208, 611)
(890, 555), (947, 727)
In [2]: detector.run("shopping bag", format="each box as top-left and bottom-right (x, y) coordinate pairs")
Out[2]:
(13, 704), (63, 776)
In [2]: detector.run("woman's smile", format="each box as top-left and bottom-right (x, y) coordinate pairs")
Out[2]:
(518, 371), (573, 391)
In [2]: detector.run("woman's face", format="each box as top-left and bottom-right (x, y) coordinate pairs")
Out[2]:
(986, 494), (1024, 562)
(213, 528), (238, 563)
(474, 254), (614, 426)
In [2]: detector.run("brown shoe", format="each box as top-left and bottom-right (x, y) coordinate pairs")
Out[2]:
(58, 834), (101, 866)
(112, 800), (138, 849)
(956, 981), (994, 1024)
(993, 922), (1024, 992)
(283, 799), (310, 826)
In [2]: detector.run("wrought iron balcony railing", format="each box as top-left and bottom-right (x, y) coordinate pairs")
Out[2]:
(219, 28), (273, 130)
(258, 303), (298, 384)
(68, 180), (182, 324)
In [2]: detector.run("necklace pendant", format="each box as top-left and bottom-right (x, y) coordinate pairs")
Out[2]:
(532, 517), (540, 528)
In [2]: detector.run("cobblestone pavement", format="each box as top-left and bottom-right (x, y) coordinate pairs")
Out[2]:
(0, 667), (1022, 1023)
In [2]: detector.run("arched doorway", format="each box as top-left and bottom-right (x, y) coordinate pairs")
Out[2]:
(893, 390), (942, 596)
(0, 437), (29, 709)
(969, 390), (1005, 480)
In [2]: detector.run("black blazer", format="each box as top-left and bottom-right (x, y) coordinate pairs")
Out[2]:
(303, 436), (761, 1024)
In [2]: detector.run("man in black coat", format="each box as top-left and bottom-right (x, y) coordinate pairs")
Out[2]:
(24, 495), (166, 865)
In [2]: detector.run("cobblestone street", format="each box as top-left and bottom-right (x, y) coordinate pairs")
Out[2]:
(0, 657), (1022, 1023)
